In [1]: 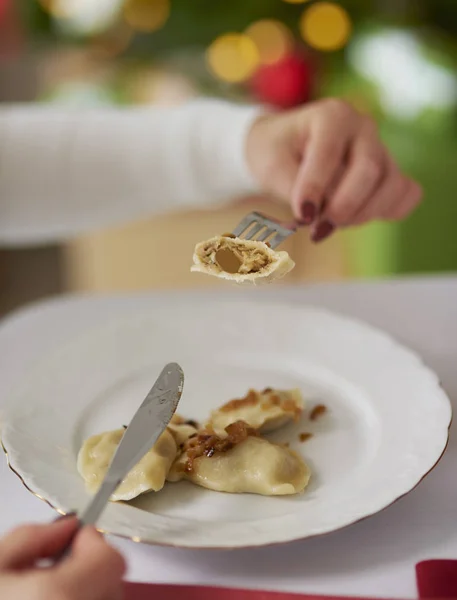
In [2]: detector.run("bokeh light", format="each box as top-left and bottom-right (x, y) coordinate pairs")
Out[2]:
(123, 0), (170, 32)
(206, 33), (259, 83)
(89, 22), (133, 58)
(38, 0), (78, 20)
(126, 68), (197, 105)
(38, 0), (122, 35)
(299, 2), (351, 52)
(245, 19), (293, 65)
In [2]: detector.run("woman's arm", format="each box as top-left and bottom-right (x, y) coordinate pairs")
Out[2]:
(0, 99), (260, 246)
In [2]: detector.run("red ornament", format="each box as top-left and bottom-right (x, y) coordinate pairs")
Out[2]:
(0, 0), (8, 23)
(250, 49), (316, 109)
(0, 0), (23, 61)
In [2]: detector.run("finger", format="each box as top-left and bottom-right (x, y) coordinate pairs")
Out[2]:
(291, 101), (356, 223)
(350, 159), (407, 225)
(353, 175), (422, 225)
(384, 179), (423, 221)
(0, 517), (78, 570)
(57, 527), (126, 600)
(322, 131), (385, 228)
(306, 163), (345, 241)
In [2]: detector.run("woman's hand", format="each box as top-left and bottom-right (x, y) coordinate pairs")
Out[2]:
(0, 516), (125, 600)
(246, 98), (422, 242)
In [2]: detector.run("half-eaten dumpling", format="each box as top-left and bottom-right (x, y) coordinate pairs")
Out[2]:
(168, 421), (310, 496)
(77, 428), (177, 501)
(208, 388), (304, 434)
(191, 234), (295, 285)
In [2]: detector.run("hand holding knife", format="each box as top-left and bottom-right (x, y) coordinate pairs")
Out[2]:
(52, 362), (184, 562)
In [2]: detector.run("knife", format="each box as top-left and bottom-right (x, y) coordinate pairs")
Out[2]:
(53, 362), (184, 561)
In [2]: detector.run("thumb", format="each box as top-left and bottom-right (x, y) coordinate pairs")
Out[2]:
(57, 527), (126, 600)
(0, 517), (78, 570)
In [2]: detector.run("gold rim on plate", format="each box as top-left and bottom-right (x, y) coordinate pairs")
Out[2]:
(1, 403), (452, 551)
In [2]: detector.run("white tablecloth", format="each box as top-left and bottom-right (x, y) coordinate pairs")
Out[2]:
(0, 277), (456, 598)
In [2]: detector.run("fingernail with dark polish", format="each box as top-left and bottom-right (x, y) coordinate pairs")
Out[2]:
(53, 511), (76, 522)
(312, 220), (335, 243)
(301, 201), (317, 225)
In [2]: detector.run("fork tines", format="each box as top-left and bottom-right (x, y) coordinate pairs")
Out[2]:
(232, 212), (296, 250)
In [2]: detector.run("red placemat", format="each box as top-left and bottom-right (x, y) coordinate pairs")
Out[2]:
(124, 560), (457, 600)
(123, 584), (391, 600)
(416, 560), (457, 598)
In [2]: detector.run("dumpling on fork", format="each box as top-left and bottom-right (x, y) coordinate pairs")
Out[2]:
(191, 234), (294, 285)
(208, 388), (304, 434)
(168, 421), (310, 496)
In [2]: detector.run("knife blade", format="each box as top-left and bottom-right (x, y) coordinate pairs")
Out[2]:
(53, 362), (184, 561)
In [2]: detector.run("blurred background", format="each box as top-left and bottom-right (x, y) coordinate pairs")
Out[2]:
(1, 0), (457, 314)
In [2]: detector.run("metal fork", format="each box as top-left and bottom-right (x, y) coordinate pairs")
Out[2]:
(231, 211), (298, 249)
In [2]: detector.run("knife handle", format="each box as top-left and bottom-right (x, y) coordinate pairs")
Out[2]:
(51, 515), (83, 564)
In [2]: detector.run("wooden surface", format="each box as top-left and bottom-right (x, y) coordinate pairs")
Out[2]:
(62, 198), (349, 292)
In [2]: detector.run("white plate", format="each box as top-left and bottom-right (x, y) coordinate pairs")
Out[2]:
(1, 301), (451, 549)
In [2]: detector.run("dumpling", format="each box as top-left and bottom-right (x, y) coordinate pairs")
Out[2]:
(208, 388), (304, 434)
(191, 234), (295, 285)
(77, 428), (177, 501)
(167, 414), (199, 446)
(168, 421), (310, 496)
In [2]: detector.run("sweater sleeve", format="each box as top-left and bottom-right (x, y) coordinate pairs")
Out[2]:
(0, 98), (261, 246)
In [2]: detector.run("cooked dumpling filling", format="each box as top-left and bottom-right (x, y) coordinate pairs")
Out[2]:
(77, 428), (177, 501)
(168, 421), (310, 496)
(191, 234), (295, 285)
(208, 387), (304, 434)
